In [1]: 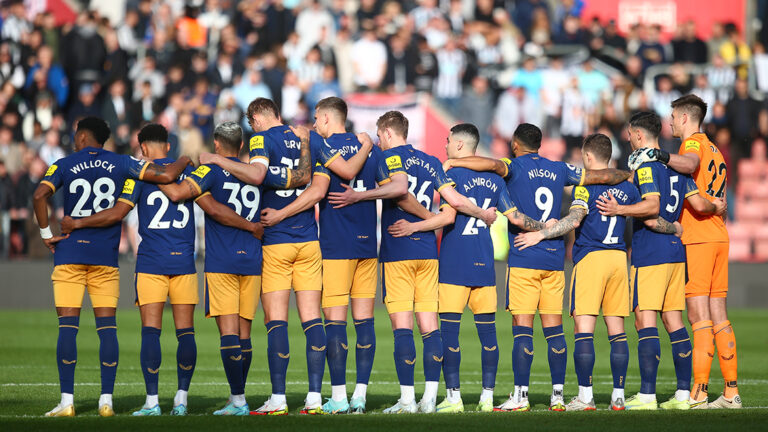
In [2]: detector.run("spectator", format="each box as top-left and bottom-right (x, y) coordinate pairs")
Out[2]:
(577, 61), (610, 109)
(0, 127), (23, 175)
(24, 46), (68, 109)
(726, 78), (762, 165)
(434, 37), (465, 116)
(561, 76), (587, 157)
(720, 23), (751, 78)
(61, 12), (106, 91)
(297, 47), (325, 92)
(282, 71), (303, 123)
(176, 5), (208, 50)
(214, 89), (242, 126)
(602, 20), (627, 52)
(707, 53), (736, 102)
(131, 81), (160, 128)
(176, 111), (205, 164)
(209, 52), (243, 91)
(22, 92), (56, 142)
(673, 20), (708, 64)
(384, 34), (416, 93)
(691, 74), (717, 123)
(306, 65), (342, 115)
(129, 56), (165, 102)
(117, 9), (141, 55)
(413, 36), (438, 93)
(511, 57), (543, 101)
(233, 69), (272, 115)
(0, 42), (25, 90)
(351, 27), (387, 91)
(187, 78), (217, 140)
(102, 80), (132, 134)
(1, 0), (31, 43)
(39, 130), (65, 168)
(636, 24), (667, 71)
(67, 85), (101, 133)
(295, 0), (335, 56)
(461, 76), (494, 145)
(410, 0), (443, 33)
(651, 75), (681, 118)
(494, 87), (523, 141)
(541, 57), (570, 137)
(102, 29), (130, 88)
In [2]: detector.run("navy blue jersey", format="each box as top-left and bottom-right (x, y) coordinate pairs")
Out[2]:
(439, 167), (516, 286)
(187, 159), (262, 275)
(377, 144), (454, 262)
(40, 146), (148, 267)
(631, 162), (697, 267)
(316, 132), (380, 259)
(249, 126), (328, 246)
(118, 158), (196, 275)
(502, 154), (584, 270)
(570, 181), (640, 264)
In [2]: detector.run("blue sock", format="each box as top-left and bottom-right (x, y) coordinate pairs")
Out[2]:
(266, 321), (289, 395)
(140, 326), (162, 396)
(302, 319), (326, 393)
(393, 328), (415, 386)
(637, 327), (661, 394)
(325, 320), (348, 386)
(57, 316), (79, 395)
(475, 313), (499, 390)
(544, 325), (567, 386)
(354, 318), (375, 384)
(573, 333), (595, 388)
(668, 327), (692, 391)
(240, 338), (252, 383)
(95, 316), (118, 394)
(440, 313), (461, 389)
(512, 326), (534, 387)
(609, 333), (629, 389)
(219, 334), (244, 395)
(422, 329), (443, 383)
(175, 327), (196, 392)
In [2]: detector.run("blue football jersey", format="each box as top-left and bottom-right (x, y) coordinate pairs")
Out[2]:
(570, 181), (639, 265)
(502, 154), (584, 271)
(377, 144), (455, 262)
(439, 167), (517, 287)
(40, 146), (148, 267)
(249, 126), (329, 246)
(631, 162), (697, 267)
(316, 132), (380, 260)
(118, 158), (196, 275)
(186, 159), (262, 275)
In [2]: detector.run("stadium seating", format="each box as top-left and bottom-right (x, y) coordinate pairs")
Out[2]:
(731, 154), (768, 261)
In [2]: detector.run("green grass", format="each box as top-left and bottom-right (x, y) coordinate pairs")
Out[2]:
(1, 308), (766, 431)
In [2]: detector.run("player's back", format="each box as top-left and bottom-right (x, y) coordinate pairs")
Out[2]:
(317, 132), (380, 259)
(678, 132), (728, 244)
(631, 162), (693, 267)
(439, 167), (509, 287)
(504, 153), (583, 270)
(571, 181), (639, 265)
(259, 125), (320, 246)
(126, 158), (196, 275)
(41, 146), (147, 267)
(379, 144), (452, 262)
(191, 161), (262, 275)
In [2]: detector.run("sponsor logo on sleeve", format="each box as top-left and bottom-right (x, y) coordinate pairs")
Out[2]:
(249, 135), (264, 151)
(386, 155), (402, 170)
(192, 165), (211, 178)
(45, 164), (57, 177)
(122, 179), (135, 195)
(637, 167), (653, 185)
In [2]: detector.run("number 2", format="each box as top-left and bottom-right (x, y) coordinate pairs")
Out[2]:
(462, 197), (492, 235)
(70, 177), (116, 217)
(706, 160), (726, 198)
(146, 191), (190, 229)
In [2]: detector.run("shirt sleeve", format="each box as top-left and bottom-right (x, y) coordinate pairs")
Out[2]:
(684, 175), (699, 198)
(564, 162), (585, 186)
(315, 134), (342, 168)
(313, 160), (331, 179)
(117, 178), (141, 208)
(635, 163), (660, 198)
(40, 159), (64, 193)
(186, 164), (214, 195)
(627, 183), (641, 204)
(433, 160), (455, 191)
(499, 158), (514, 179)
(248, 133), (269, 167)
(570, 186), (590, 212)
(497, 186), (518, 215)
(679, 137), (704, 159)
(123, 155), (149, 180)
(263, 165), (291, 188)
(376, 152), (406, 185)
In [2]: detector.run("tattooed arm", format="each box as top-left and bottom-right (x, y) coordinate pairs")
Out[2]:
(140, 156), (193, 184)
(158, 178), (201, 202)
(644, 217), (683, 237)
(582, 168), (632, 186)
(506, 209), (548, 232)
(512, 207), (587, 250)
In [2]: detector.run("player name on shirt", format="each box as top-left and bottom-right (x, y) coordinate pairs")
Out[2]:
(462, 176), (500, 193)
(69, 159), (125, 174)
(527, 168), (559, 181)
(597, 187), (631, 202)
(402, 154), (441, 176)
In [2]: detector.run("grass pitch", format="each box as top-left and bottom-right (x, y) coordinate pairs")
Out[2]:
(1, 308), (766, 431)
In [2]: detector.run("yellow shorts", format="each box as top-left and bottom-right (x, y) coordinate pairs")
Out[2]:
(569, 250), (629, 317)
(439, 283), (497, 314)
(685, 242), (729, 298)
(381, 259), (438, 314)
(322, 258), (378, 308)
(262, 241), (322, 293)
(52, 264), (120, 308)
(204, 273), (261, 319)
(630, 263), (685, 312)
(134, 273), (199, 306)
(505, 267), (564, 315)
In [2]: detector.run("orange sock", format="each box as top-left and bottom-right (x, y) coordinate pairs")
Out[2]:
(714, 320), (739, 398)
(691, 320), (714, 401)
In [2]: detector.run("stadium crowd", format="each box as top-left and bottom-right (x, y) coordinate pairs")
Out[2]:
(0, 0), (766, 258)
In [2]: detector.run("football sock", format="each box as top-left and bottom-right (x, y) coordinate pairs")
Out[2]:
(668, 327), (692, 393)
(691, 320), (714, 400)
(393, 328), (415, 387)
(140, 326), (162, 397)
(512, 326), (534, 387)
(423, 380), (439, 403)
(513, 385), (529, 402)
(331, 385), (347, 402)
(240, 338), (252, 383)
(57, 316), (79, 396)
(609, 333), (629, 390)
(219, 334), (244, 397)
(95, 316), (118, 396)
(480, 388), (494, 403)
(98, 393), (113, 407)
(302, 318), (326, 394)
(145, 394), (159, 408)
(175, 327), (196, 392)
(543, 325), (567, 387)
(578, 385), (593, 402)
(354, 318), (375, 386)
(174, 390), (188, 407)
(325, 320), (348, 390)
(637, 327), (660, 395)
(440, 313), (461, 391)
(422, 329), (443, 384)
(611, 388), (624, 402)
(266, 320), (289, 395)
(60, 393), (74, 406)
(475, 313), (499, 390)
(231, 394), (246, 408)
(352, 383), (368, 400)
(446, 388), (461, 403)
(573, 332), (595, 394)
(714, 320), (739, 398)
(400, 385), (415, 404)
